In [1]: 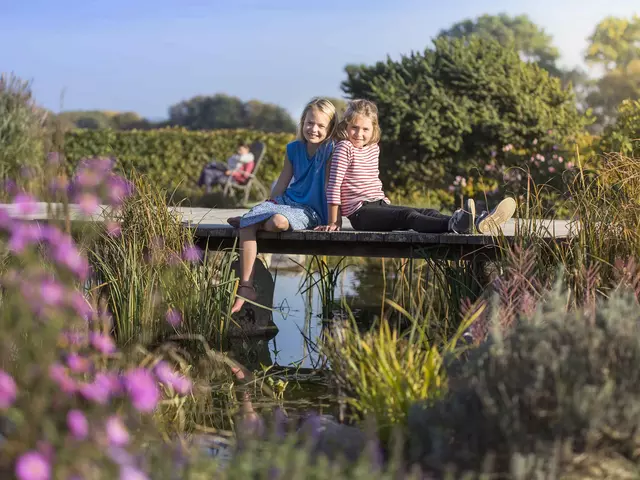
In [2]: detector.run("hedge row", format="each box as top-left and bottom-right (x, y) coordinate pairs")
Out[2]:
(63, 128), (295, 189)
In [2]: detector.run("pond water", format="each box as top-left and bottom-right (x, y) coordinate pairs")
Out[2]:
(268, 267), (360, 368)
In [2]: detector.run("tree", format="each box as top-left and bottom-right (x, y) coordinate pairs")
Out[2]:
(586, 15), (640, 72)
(168, 94), (296, 133)
(324, 97), (349, 117)
(584, 16), (640, 128)
(341, 37), (586, 190)
(437, 13), (561, 76)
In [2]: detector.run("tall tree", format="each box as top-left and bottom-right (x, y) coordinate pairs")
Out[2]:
(437, 13), (561, 76)
(586, 15), (640, 72)
(585, 16), (640, 128)
(168, 94), (295, 132)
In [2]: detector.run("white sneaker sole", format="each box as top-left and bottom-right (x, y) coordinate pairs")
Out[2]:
(477, 197), (516, 235)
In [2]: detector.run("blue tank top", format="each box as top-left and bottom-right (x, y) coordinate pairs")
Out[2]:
(284, 140), (334, 224)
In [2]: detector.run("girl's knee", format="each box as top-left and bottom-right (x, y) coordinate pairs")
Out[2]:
(265, 214), (289, 232)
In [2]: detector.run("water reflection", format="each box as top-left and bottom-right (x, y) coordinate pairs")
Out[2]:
(269, 267), (359, 368)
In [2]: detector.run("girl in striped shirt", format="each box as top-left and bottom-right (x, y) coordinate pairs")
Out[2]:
(317, 99), (516, 235)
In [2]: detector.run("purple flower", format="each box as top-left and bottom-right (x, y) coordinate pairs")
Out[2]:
(49, 363), (77, 394)
(40, 279), (65, 306)
(106, 176), (132, 206)
(105, 416), (129, 446)
(0, 207), (12, 230)
(0, 370), (17, 409)
(155, 362), (192, 395)
(165, 308), (182, 327)
(13, 192), (38, 216)
(79, 379), (110, 405)
(124, 368), (159, 412)
(95, 372), (123, 396)
(68, 291), (93, 319)
(53, 241), (90, 281)
(15, 451), (50, 480)
(182, 245), (203, 262)
(90, 332), (116, 354)
(9, 223), (41, 253)
(76, 193), (99, 215)
(67, 409), (89, 440)
(120, 466), (149, 480)
(66, 353), (91, 373)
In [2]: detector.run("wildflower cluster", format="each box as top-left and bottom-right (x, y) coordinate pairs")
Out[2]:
(0, 160), (194, 479)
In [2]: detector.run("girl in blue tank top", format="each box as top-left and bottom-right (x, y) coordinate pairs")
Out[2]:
(227, 98), (338, 313)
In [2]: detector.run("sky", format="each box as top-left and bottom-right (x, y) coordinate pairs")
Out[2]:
(1, 0), (638, 120)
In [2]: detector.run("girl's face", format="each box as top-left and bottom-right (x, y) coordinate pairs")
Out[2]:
(347, 115), (373, 148)
(303, 108), (331, 144)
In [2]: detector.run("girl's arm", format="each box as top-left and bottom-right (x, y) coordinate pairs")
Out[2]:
(269, 152), (294, 200)
(316, 142), (351, 231)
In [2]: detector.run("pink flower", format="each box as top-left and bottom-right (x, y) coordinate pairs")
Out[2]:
(79, 379), (110, 405)
(105, 416), (129, 446)
(53, 241), (90, 281)
(66, 353), (91, 373)
(106, 177), (132, 206)
(67, 409), (89, 440)
(68, 291), (93, 319)
(13, 192), (38, 216)
(165, 308), (182, 327)
(15, 451), (50, 480)
(90, 332), (116, 354)
(39, 279), (65, 306)
(49, 363), (77, 394)
(120, 466), (149, 480)
(106, 221), (121, 237)
(0, 370), (17, 408)
(548, 166), (556, 173)
(124, 368), (159, 412)
(182, 245), (202, 262)
(76, 193), (99, 215)
(155, 362), (192, 395)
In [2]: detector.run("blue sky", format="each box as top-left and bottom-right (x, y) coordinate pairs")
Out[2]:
(1, 0), (638, 119)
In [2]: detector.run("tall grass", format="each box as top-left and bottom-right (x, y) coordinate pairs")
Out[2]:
(87, 173), (236, 347)
(324, 300), (482, 445)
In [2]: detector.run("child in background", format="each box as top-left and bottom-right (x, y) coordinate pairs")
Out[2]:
(198, 143), (255, 192)
(227, 98), (338, 313)
(316, 99), (516, 234)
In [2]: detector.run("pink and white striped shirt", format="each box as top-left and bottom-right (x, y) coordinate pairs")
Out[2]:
(326, 140), (389, 217)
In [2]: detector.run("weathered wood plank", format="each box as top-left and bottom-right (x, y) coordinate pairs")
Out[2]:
(2, 203), (573, 260)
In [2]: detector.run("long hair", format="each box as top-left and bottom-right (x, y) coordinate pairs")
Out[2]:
(334, 99), (381, 145)
(296, 97), (338, 142)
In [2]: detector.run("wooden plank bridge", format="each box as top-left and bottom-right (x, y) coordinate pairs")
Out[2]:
(2, 203), (574, 261)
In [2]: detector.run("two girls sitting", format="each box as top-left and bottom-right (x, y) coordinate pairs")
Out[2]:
(227, 97), (516, 312)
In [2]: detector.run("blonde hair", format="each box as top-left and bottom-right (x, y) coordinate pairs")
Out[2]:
(296, 97), (338, 142)
(335, 99), (381, 146)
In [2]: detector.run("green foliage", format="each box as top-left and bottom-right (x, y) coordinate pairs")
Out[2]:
(341, 37), (586, 193)
(586, 15), (640, 71)
(407, 289), (640, 477)
(0, 73), (46, 186)
(55, 110), (148, 131)
(87, 174), (235, 347)
(438, 13), (561, 75)
(324, 302), (478, 445)
(63, 127), (295, 191)
(168, 93), (296, 133)
(599, 99), (640, 156)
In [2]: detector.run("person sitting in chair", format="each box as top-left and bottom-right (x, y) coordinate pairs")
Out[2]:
(198, 143), (255, 192)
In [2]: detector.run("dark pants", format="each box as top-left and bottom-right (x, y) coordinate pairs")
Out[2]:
(348, 200), (450, 233)
(198, 161), (230, 190)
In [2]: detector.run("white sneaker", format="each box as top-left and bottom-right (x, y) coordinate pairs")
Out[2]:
(475, 197), (516, 235)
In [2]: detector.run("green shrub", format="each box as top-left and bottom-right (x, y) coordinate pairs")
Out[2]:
(342, 37), (587, 193)
(407, 288), (640, 477)
(63, 128), (294, 194)
(0, 73), (46, 190)
(600, 99), (640, 156)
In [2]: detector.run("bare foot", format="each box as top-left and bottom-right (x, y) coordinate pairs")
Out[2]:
(231, 283), (257, 313)
(227, 216), (241, 228)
